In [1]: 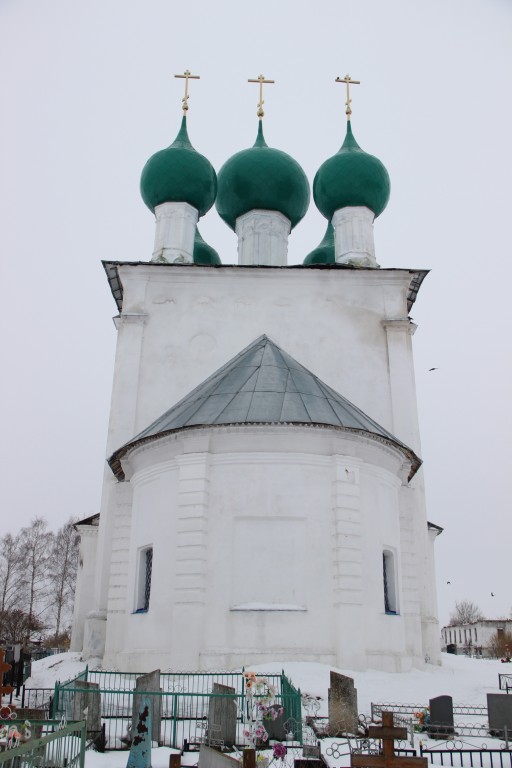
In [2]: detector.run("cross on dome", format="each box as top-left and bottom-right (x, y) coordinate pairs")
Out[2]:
(174, 69), (200, 114)
(248, 74), (275, 119)
(336, 73), (360, 120)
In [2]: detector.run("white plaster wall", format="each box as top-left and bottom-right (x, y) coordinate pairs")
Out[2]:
(86, 263), (437, 671)
(102, 424), (414, 672)
(115, 266), (416, 450)
(70, 525), (98, 652)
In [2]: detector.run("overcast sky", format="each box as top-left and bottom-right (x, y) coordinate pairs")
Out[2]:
(1, 0), (511, 628)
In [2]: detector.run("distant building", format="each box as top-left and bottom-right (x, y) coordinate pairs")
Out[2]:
(441, 619), (512, 657)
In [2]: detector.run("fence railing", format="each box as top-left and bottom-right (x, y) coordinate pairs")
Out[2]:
(420, 744), (512, 768)
(53, 670), (302, 750)
(499, 675), (512, 693)
(20, 687), (54, 715)
(0, 720), (86, 768)
(371, 702), (487, 718)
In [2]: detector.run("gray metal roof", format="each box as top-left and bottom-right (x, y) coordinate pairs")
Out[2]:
(109, 335), (421, 481)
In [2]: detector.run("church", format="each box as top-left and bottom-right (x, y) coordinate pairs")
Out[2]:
(71, 73), (442, 673)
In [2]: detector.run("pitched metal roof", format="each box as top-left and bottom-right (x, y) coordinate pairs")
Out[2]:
(109, 335), (421, 481)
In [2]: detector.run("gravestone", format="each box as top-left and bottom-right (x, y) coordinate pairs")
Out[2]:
(294, 761), (324, 768)
(198, 745), (242, 768)
(328, 671), (358, 735)
(428, 695), (454, 739)
(487, 693), (512, 737)
(16, 709), (46, 740)
(263, 704), (287, 741)
(133, 670), (161, 746)
(127, 697), (152, 768)
(208, 683), (237, 747)
(72, 681), (101, 737)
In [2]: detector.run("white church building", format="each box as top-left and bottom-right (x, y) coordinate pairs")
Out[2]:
(71, 79), (442, 673)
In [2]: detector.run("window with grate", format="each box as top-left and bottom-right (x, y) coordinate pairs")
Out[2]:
(143, 548), (153, 611)
(383, 549), (398, 615)
(135, 546), (153, 613)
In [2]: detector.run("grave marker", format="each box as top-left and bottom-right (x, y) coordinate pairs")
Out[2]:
(351, 712), (428, 768)
(487, 693), (512, 738)
(428, 696), (454, 739)
(328, 671), (358, 735)
(133, 670), (161, 746)
(264, 704), (287, 741)
(208, 683), (236, 747)
(198, 745), (242, 768)
(72, 681), (101, 737)
(0, 649), (13, 698)
(127, 697), (152, 768)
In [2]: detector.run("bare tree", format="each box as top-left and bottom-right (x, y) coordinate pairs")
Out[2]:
(0, 609), (46, 645)
(18, 518), (53, 635)
(487, 630), (512, 659)
(0, 532), (22, 612)
(449, 599), (484, 625)
(46, 518), (79, 640)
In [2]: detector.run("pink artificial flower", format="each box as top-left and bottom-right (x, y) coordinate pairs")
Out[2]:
(273, 743), (287, 759)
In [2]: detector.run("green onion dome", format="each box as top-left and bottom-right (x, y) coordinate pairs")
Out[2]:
(215, 122), (310, 231)
(140, 116), (217, 216)
(193, 226), (221, 265)
(303, 222), (335, 265)
(313, 122), (390, 220)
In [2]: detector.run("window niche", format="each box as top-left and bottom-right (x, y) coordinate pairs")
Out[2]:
(135, 546), (153, 613)
(383, 549), (399, 615)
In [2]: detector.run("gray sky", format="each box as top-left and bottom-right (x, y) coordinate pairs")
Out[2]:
(1, 0), (511, 628)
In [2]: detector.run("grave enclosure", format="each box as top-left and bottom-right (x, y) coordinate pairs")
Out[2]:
(52, 668), (302, 750)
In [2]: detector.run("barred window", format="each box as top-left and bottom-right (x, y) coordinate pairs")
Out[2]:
(136, 546), (153, 613)
(383, 550), (398, 615)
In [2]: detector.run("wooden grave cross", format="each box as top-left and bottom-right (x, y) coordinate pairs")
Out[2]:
(0, 648), (13, 698)
(351, 712), (427, 768)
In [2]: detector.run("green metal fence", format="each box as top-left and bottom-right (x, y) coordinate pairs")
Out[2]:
(53, 667), (89, 719)
(53, 670), (302, 750)
(0, 720), (86, 768)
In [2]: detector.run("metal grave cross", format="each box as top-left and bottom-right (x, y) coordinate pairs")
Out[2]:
(351, 712), (427, 768)
(0, 648), (13, 698)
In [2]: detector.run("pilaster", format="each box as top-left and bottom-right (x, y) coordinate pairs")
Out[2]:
(106, 482), (133, 614)
(174, 456), (209, 604)
(331, 456), (363, 607)
(382, 318), (420, 452)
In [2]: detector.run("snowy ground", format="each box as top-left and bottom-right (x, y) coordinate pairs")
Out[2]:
(24, 651), (506, 711)
(17, 652), (511, 767)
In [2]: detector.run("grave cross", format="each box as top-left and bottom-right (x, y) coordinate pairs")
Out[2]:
(351, 712), (427, 768)
(0, 649), (13, 698)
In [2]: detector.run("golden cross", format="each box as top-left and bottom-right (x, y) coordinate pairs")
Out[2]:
(335, 73), (361, 119)
(174, 69), (200, 115)
(248, 74), (275, 119)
